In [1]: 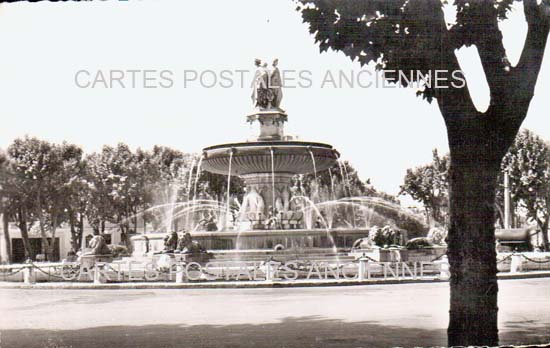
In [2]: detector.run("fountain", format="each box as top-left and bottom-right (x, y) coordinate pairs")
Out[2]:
(193, 58), (367, 253)
(131, 59), (426, 258)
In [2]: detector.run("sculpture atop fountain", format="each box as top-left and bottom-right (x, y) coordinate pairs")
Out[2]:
(251, 58), (283, 110)
(202, 59), (340, 231)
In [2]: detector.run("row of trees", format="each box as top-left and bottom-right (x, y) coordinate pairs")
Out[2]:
(400, 129), (550, 249)
(0, 137), (388, 263)
(0, 137), (244, 262)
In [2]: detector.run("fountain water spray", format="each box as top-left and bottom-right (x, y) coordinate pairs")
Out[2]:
(226, 149), (234, 229)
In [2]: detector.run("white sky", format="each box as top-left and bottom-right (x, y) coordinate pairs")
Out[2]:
(0, 0), (548, 200)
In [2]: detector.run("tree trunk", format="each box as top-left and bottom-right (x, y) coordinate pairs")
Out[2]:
(535, 217), (549, 251)
(69, 211), (84, 252)
(78, 213), (84, 250)
(69, 212), (79, 252)
(447, 156), (501, 347)
(1, 212), (11, 264)
(17, 208), (33, 259)
(37, 214), (52, 261)
(47, 224), (57, 261)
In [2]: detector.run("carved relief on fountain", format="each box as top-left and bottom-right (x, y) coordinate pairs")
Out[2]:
(237, 173), (304, 230)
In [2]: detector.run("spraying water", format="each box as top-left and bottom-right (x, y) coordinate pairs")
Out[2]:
(340, 161), (357, 227)
(337, 160), (350, 197)
(189, 155), (203, 229)
(270, 147), (276, 211)
(290, 195), (339, 256)
(308, 148), (318, 182)
(185, 158), (196, 229)
(226, 149), (234, 229)
(328, 167), (335, 200)
(192, 155), (203, 202)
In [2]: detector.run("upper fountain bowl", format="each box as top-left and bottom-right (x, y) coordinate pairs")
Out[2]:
(202, 141), (340, 176)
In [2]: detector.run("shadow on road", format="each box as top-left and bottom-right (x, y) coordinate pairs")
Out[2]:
(1, 315), (548, 348)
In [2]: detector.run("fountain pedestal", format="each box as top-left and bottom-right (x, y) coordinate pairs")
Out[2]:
(247, 108), (288, 141)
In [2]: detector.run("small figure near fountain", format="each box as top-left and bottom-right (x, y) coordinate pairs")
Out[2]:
(315, 213), (326, 229)
(274, 186), (290, 213)
(196, 210), (218, 231)
(264, 207), (281, 230)
(83, 231), (112, 256)
(240, 186), (265, 224)
(156, 230), (178, 254)
(352, 236), (375, 250)
(80, 230), (112, 269)
(175, 232), (207, 254)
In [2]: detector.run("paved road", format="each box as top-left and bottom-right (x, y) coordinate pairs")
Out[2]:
(1, 278), (549, 348)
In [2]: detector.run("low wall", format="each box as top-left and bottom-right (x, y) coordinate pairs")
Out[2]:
(496, 252), (550, 272)
(3, 251), (550, 285)
(349, 246), (447, 263)
(131, 229), (370, 256)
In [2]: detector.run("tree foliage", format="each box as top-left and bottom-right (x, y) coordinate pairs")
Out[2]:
(400, 149), (449, 225)
(3, 137), (85, 260)
(0, 138), (248, 258)
(401, 131), (549, 249)
(502, 129), (550, 249)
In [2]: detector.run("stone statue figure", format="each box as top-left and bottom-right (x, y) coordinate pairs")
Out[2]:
(310, 180), (321, 203)
(196, 210), (218, 231)
(86, 231), (111, 256)
(275, 195), (284, 214)
(175, 232), (207, 254)
(274, 186), (290, 213)
(251, 58), (262, 106)
(269, 59), (283, 108)
(264, 207), (281, 230)
(251, 59), (271, 108)
(251, 58), (283, 109)
(160, 231), (178, 253)
(240, 186), (265, 220)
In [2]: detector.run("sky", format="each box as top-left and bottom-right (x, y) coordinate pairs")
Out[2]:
(0, 0), (548, 201)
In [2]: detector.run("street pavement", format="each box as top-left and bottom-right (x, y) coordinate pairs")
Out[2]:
(1, 278), (549, 348)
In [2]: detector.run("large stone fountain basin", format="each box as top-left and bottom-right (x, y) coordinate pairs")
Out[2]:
(131, 228), (369, 256)
(202, 141), (339, 176)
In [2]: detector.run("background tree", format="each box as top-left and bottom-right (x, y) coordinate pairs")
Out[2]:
(0, 154), (35, 260)
(39, 142), (85, 259)
(196, 170), (245, 204)
(502, 129), (550, 249)
(84, 151), (115, 237)
(0, 150), (12, 263)
(142, 146), (193, 231)
(58, 144), (87, 252)
(401, 131), (549, 244)
(5, 137), (84, 260)
(400, 149), (449, 226)
(299, 160), (369, 199)
(84, 144), (143, 246)
(297, 1), (550, 345)
(7, 137), (55, 260)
